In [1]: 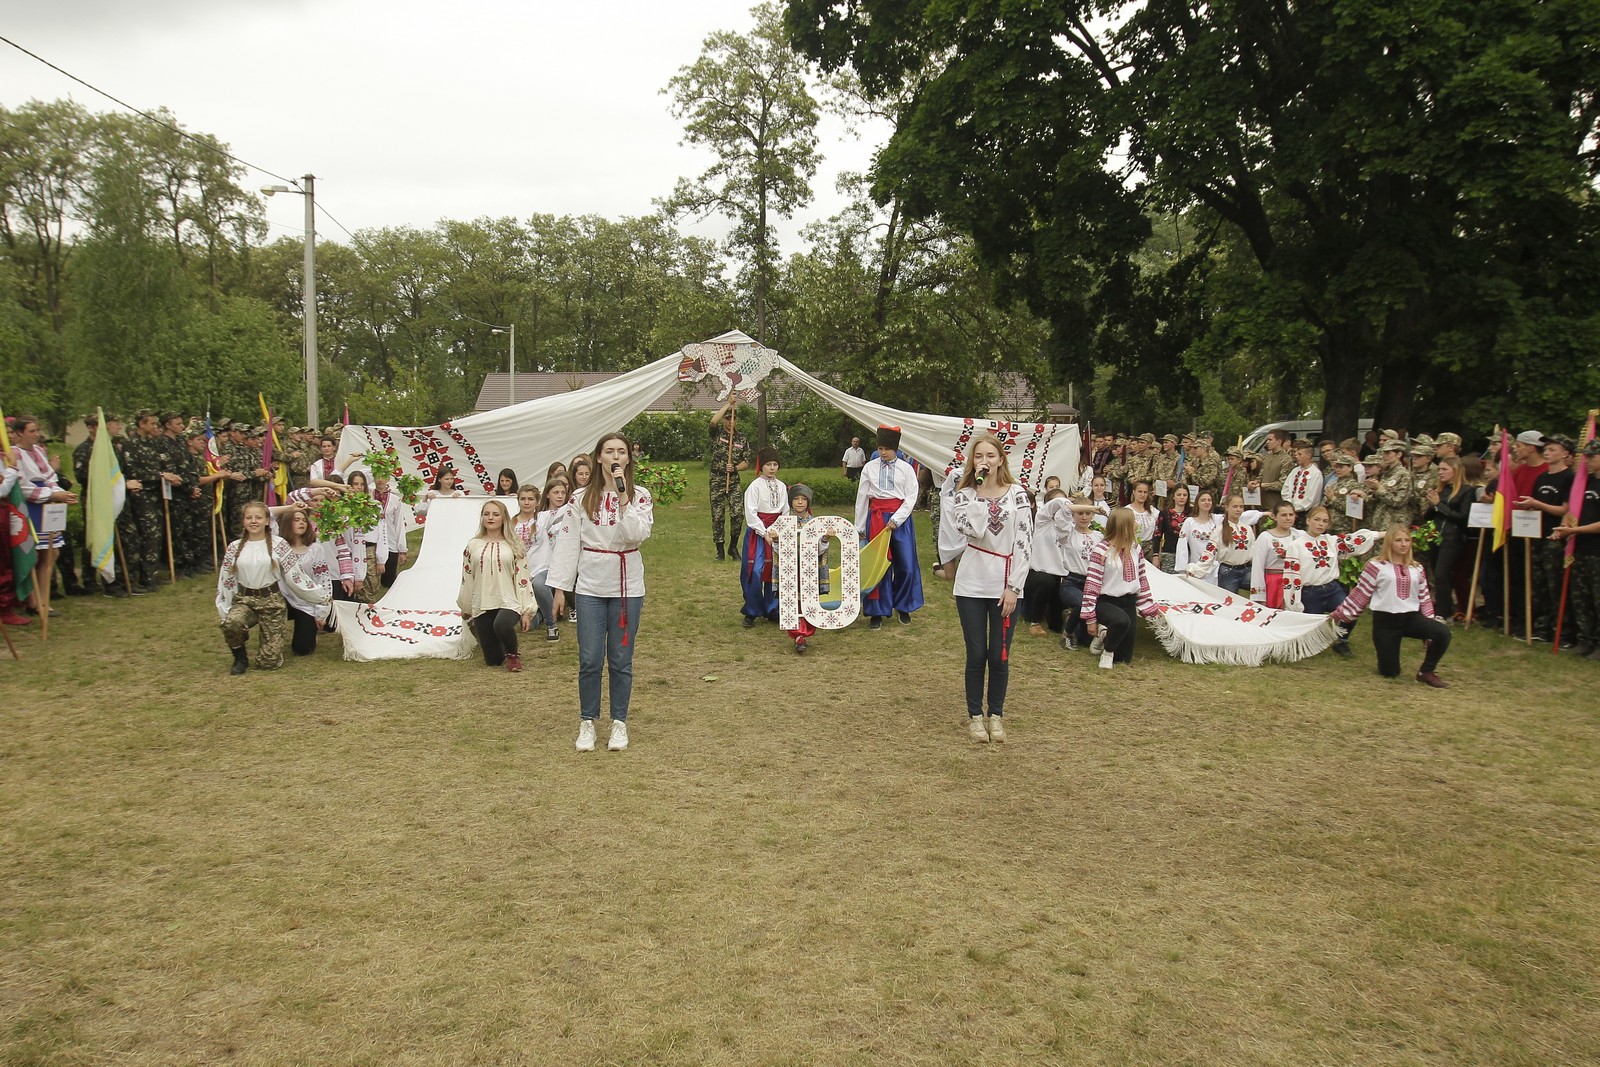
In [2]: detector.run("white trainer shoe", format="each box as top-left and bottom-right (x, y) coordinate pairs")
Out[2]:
(608, 720), (629, 751)
(1099, 651), (1115, 670)
(987, 716), (1006, 743)
(576, 720), (596, 752)
(1089, 632), (1106, 654)
(968, 716), (989, 743)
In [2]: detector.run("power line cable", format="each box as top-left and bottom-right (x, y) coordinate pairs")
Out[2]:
(0, 33), (303, 187)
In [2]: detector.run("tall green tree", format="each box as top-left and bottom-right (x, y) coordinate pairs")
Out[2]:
(786, 0), (1600, 438)
(665, 0), (822, 442)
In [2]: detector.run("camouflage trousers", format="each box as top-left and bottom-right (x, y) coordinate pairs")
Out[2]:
(710, 470), (743, 546)
(1531, 540), (1566, 637)
(125, 489), (167, 584)
(221, 587), (287, 669)
(1570, 555), (1600, 647)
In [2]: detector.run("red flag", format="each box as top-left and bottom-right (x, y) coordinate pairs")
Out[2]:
(1566, 411), (1597, 560)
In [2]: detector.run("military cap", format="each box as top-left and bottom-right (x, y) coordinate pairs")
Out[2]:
(1412, 443), (1435, 457)
(1435, 432), (1462, 448)
(1332, 451), (1357, 466)
(1412, 434), (1435, 448)
(1139, 432), (1157, 444)
(1583, 438), (1600, 457)
(215, 417), (233, 430)
(1363, 454), (1380, 465)
(1380, 428), (1401, 441)
(135, 407), (157, 421)
(1545, 434), (1576, 453)
(1162, 433), (1178, 444)
(1226, 446), (1246, 459)
(1379, 439), (1407, 453)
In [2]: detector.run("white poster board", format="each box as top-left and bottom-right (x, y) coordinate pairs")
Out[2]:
(1345, 495), (1364, 521)
(1511, 510), (1542, 539)
(1468, 502), (1495, 529)
(1242, 487), (1262, 506)
(1154, 479), (1169, 498)
(40, 503), (67, 533)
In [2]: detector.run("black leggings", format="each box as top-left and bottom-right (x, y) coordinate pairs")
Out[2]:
(1092, 592), (1139, 664)
(474, 609), (521, 666)
(287, 605), (319, 656)
(1058, 573), (1089, 644)
(955, 594), (1019, 718)
(1024, 571), (1064, 630)
(1370, 610), (1449, 677)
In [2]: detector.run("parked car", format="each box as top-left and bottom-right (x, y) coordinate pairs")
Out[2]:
(1241, 419), (1374, 454)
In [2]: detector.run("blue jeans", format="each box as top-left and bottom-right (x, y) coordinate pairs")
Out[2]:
(1218, 562), (1250, 594)
(529, 569), (555, 629)
(1301, 581), (1357, 638)
(576, 593), (643, 722)
(955, 594), (1019, 717)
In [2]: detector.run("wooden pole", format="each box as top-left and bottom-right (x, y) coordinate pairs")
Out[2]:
(0, 617), (18, 660)
(161, 488), (176, 583)
(35, 545), (53, 641)
(115, 529), (134, 595)
(1524, 539), (1534, 646)
(1464, 535), (1485, 628)
(1553, 559), (1572, 655)
(211, 508), (220, 572)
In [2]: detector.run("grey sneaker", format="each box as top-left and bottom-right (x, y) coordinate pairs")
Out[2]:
(987, 716), (1006, 743)
(1089, 632), (1106, 655)
(608, 720), (629, 751)
(576, 720), (596, 752)
(968, 716), (989, 743)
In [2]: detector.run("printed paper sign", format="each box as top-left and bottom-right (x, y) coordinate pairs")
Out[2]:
(1511, 509), (1543, 539)
(1345, 495), (1364, 521)
(1188, 484), (1200, 502)
(1242, 487), (1262, 506)
(1467, 502), (1494, 529)
(1154, 479), (1168, 497)
(40, 503), (67, 533)
(161, 478), (172, 500)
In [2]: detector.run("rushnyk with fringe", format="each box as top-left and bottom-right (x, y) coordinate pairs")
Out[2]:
(1144, 566), (1341, 666)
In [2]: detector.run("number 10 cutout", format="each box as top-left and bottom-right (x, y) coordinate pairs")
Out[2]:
(771, 514), (861, 630)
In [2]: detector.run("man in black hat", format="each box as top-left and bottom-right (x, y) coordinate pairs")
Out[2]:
(854, 425), (925, 629)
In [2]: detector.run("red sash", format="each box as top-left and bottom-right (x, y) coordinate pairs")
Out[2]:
(865, 498), (903, 600)
(582, 546), (637, 645)
(746, 511), (780, 583)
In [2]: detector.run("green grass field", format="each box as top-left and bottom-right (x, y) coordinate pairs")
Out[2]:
(4, 468), (1598, 1065)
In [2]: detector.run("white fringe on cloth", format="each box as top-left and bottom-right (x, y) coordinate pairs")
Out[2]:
(1144, 566), (1341, 666)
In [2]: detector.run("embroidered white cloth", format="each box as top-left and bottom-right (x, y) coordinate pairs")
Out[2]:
(1144, 565), (1340, 666)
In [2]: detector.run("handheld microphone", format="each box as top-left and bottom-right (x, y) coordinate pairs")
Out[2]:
(975, 465), (987, 486)
(612, 463), (625, 494)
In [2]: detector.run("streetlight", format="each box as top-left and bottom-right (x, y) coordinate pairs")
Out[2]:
(262, 174), (317, 427)
(490, 324), (516, 407)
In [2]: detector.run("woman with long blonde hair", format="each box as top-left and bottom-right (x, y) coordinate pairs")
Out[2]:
(457, 499), (538, 672)
(1331, 523), (1452, 687)
(949, 434), (1033, 742)
(1081, 507), (1160, 670)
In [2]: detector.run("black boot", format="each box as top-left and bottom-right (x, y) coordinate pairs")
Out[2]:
(727, 536), (740, 561)
(715, 540), (725, 561)
(229, 646), (249, 675)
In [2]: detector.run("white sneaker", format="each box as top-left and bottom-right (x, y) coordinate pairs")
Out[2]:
(1099, 651), (1115, 670)
(608, 720), (629, 751)
(1089, 632), (1106, 654)
(576, 720), (596, 752)
(968, 716), (989, 743)
(987, 716), (1006, 743)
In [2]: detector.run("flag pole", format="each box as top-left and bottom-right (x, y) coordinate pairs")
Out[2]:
(162, 491), (176, 583)
(1551, 409), (1596, 653)
(1464, 534), (1485, 629)
(1523, 539), (1534, 646)
(0, 616), (17, 660)
(116, 529), (134, 596)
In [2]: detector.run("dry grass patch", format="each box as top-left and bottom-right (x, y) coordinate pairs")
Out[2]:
(4, 475), (1598, 1065)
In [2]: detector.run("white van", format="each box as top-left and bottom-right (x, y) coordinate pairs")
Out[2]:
(1241, 419), (1374, 454)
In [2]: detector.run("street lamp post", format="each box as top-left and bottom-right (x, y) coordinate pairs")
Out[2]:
(261, 174), (317, 427)
(491, 324), (516, 407)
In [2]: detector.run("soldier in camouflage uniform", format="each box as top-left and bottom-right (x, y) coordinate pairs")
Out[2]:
(158, 411), (200, 577)
(186, 430), (226, 571)
(1322, 452), (1364, 536)
(1189, 434), (1222, 503)
(1126, 433), (1157, 500)
(1102, 437), (1130, 505)
(1365, 439), (1419, 533)
(1410, 441), (1439, 499)
(120, 410), (169, 588)
(708, 397), (750, 560)
(1150, 434), (1181, 506)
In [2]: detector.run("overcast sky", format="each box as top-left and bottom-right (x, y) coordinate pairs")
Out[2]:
(1, 0), (886, 250)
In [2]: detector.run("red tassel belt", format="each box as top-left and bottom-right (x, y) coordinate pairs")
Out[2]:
(865, 498), (904, 600)
(583, 546), (638, 643)
(747, 511), (780, 582)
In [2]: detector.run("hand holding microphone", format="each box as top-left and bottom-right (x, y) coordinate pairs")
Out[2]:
(975, 461), (990, 486)
(612, 463), (626, 496)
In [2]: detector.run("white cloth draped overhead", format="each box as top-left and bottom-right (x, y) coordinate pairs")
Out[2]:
(335, 350), (1083, 495)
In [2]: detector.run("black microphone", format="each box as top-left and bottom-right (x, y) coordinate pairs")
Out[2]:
(612, 463), (625, 495)
(975, 465), (987, 486)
